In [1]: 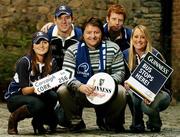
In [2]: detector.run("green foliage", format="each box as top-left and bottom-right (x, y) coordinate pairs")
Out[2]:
(0, 45), (28, 83)
(0, 17), (34, 86)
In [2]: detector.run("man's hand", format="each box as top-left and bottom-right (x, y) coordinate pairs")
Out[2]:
(78, 84), (96, 96)
(41, 22), (54, 33)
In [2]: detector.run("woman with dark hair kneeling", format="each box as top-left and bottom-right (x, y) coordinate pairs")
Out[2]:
(4, 31), (58, 135)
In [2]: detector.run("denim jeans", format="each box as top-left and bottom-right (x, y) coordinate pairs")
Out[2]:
(7, 90), (58, 117)
(131, 90), (171, 128)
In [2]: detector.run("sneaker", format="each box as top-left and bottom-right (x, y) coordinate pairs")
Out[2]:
(69, 120), (86, 133)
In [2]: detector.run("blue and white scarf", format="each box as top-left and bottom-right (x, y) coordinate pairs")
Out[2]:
(75, 41), (106, 83)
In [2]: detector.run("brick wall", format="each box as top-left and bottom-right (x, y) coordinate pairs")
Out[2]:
(172, 0), (180, 99)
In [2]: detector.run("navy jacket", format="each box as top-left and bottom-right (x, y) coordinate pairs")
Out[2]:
(104, 23), (132, 51)
(47, 25), (82, 69)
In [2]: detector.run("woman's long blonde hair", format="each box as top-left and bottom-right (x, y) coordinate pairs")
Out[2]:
(128, 25), (153, 72)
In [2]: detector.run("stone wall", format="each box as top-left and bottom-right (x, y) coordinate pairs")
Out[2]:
(0, 0), (179, 100)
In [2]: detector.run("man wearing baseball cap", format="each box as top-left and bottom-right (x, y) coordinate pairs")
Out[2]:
(41, 5), (82, 70)
(55, 5), (73, 17)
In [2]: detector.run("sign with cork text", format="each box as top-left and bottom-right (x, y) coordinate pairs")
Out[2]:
(33, 69), (73, 93)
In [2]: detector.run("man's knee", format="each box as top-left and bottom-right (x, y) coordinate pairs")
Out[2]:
(57, 85), (68, 96)
(57, 85), (74, 105)
(117, 85), (127, 105)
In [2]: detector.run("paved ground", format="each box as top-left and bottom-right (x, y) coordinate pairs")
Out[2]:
(0, 102), (180, 137)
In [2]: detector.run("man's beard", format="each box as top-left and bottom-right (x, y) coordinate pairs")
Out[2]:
(109, 26), (122, 41)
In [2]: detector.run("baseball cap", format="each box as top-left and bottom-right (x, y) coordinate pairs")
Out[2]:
(32, 31), (49, 44)
(55, 5), (73, 17)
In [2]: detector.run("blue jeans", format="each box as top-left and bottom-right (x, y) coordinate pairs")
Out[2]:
(131, 90), (171, 128)
(7, 90), (58, 126)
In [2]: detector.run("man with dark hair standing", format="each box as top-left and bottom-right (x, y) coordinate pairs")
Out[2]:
(41, 5), (82, 69)
(40, 5), (82, 128)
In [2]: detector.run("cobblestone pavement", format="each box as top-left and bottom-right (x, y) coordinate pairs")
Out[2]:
(0, 102), (180, 137)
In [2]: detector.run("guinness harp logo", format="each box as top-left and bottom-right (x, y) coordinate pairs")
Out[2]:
(99, 79), (105, 86)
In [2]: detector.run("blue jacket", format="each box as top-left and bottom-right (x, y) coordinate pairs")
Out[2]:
(104, 23), (132, 51)
(4, 55), (58, 100)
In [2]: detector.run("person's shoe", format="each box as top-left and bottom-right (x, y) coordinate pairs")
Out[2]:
(46, 119), (58, 134)
(146, 121), (161, 132)
(69, 120), (86, 133)
(96, 117), (106, 131)
(8, 105), (31, 135)
(31, 118), (47, 135)
(129, 124), (145, 133)
(114, 125), (125, 133)
(8, 114), (18, 134)
(149, 127), (161, 132)
(103, 124), (125, 133)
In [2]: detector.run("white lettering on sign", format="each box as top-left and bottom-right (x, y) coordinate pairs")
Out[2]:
(134, 63), (154, 86)
(147, 56), (169, 74)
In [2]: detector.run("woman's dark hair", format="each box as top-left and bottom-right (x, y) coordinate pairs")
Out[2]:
(82, 17), (105, 40)
(28, 34), (52, 77)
